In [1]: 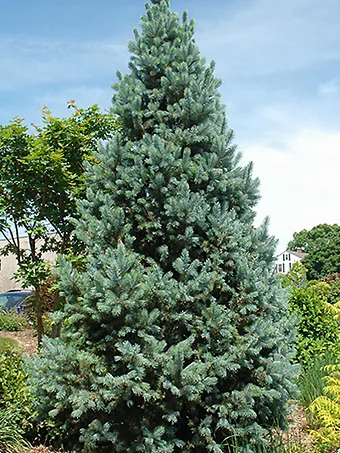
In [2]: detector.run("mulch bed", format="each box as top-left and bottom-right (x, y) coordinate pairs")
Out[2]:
(280, 404), (316, 452)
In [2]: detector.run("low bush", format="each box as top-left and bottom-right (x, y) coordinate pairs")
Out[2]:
(0, 346), (35, 439)
(289, 287), (339, 366)
(0, 310), (30, 331)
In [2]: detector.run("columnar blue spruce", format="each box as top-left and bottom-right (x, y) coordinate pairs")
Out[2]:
(28, 1), (297, 451)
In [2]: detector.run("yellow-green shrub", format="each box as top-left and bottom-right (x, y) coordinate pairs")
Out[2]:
(309, 363), (340, 450)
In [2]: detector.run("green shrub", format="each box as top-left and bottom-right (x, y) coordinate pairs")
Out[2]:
(0, 311), (30, 331)
(289, 287), (339, 366)
(0, 346), (34, 434)
(329, 279), (340, 305)
(0, 407), (30, 453)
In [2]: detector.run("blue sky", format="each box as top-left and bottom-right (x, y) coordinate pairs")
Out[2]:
(1, 0), (340, 250)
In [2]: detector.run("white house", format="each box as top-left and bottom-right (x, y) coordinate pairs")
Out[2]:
(0, 237), (57, 292)
(276, 249), (307, 274)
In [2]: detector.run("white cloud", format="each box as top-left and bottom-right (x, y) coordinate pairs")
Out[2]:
(243, 127), (340, 250)
(318, 80), (340, 96)
(196, 0), (340, 76)
(0, 38), (128, 91)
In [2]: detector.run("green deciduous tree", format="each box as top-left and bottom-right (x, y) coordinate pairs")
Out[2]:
(288, 224), (340, 280)
(0, 103), (118, 345)
(278, 262), (308, 288)
(28, 2), (298, 452)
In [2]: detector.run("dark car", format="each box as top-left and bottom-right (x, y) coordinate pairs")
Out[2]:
(0, 290), (33, 313)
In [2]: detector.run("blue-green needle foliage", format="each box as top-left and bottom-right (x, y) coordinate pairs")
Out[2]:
(28, 1), (298, 452)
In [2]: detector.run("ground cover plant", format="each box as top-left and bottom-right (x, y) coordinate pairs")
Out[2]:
(27, 1), (298, 452)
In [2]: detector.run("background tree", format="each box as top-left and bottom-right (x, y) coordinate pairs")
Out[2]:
(278, 262), (308, 288)
(287, 224), (340, 280)
(0, 103), (118, 345)
(321, 273), (340, 305)
(28, 1), (297, 452)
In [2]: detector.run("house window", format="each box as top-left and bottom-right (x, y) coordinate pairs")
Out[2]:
(278, 264), (283, 273)
(289, 262), (292, 270)
(282, 263), (285, 273)
(283, 254), (285, 261)
(288, 253), (291, 261)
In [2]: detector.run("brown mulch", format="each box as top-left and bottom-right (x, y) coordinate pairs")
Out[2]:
(0, 328), (38, 355)
(283, 404), (317, 452)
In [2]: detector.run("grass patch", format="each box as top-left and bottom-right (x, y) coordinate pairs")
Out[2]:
(0, 337), (19, 351)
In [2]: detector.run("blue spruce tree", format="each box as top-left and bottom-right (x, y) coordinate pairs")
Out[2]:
(28, 1), (297, 452)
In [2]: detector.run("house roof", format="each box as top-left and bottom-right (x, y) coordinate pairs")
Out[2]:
(289, 250), (308, 259)
(278, 249), (308, 259)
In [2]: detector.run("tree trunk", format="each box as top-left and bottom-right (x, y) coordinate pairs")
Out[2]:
(51, 288), (62, 338)
(34, 284), (44, 348)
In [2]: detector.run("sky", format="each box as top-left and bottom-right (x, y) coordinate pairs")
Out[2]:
(0, 0), (339, 251)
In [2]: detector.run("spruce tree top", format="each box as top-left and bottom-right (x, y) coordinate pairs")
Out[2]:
(151, 0), (169, 4)
(107, 0), (260, 268)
